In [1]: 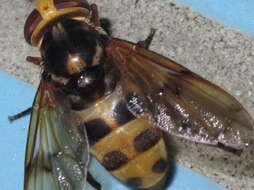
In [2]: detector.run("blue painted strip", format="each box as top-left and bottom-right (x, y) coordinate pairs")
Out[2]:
(0, 71), (225, 190)
(173, 0), (254, 36)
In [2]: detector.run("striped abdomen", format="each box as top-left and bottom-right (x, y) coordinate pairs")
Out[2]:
(75, 90), (169, 189)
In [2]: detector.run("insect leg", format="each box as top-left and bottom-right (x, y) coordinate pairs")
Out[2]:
(100, 18), (112, 36)
(26, 56), (42, 66)
(87, 172), (102, 190)
(8, 55), (40, 122)
(137, 28), (157, 49)
(90, 4), (101, 27)
(217, 143), (243, 156)
(8, 107), (32, 122)
(8, 56), (40, 122)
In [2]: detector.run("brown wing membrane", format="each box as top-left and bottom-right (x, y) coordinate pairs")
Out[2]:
(106, 39), (254, 150)
(25, 81), (89, 190)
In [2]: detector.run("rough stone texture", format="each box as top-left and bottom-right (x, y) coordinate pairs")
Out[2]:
(0, 0), (254, 189)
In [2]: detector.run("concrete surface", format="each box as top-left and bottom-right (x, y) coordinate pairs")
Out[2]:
(0, 0), (254, 190)
(173, 0), (254, 36)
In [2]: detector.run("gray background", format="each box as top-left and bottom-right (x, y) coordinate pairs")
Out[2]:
(1, 0), (254, 189)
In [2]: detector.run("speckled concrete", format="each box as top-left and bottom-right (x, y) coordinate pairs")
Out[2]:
(0, 0), (254, 190)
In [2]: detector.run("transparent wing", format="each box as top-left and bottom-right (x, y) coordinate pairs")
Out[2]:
(24, 81), (89, 190)
(106, 39), (254, 151)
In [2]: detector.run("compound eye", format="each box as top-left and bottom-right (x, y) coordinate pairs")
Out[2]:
(54, 0), (90, 10)
(24, 9), (43, 44)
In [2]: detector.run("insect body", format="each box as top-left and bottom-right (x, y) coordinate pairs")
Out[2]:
(23, 0), (254, 189)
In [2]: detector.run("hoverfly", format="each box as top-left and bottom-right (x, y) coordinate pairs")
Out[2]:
(18, 0), (254, 189)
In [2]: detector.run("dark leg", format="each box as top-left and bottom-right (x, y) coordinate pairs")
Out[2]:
(217, 143), (242, 156)
(90, 4), (101, 27)
(87, 172), (102, 190)
(137, 28), (157, 49)
(26, 56), (42, 66)
(100, 18), (112, 36)
(8, 56), (41, 122)
(8, 107), (32, 122)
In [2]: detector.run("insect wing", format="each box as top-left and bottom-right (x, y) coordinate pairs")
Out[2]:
(24, 81), (89, 190)
(107, 39), (254, 150)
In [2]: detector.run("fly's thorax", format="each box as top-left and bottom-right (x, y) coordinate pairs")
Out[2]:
(41, 19), (109, 76)
(41, 19), (120, 108)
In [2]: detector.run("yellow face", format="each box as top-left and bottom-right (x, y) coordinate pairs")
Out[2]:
(24, 0), (90, 46)
(36, 0), (56, 17)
